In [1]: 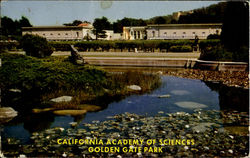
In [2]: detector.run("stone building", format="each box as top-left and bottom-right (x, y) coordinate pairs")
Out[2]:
(147, 23), (222, 40)
(22, 24), (95, 41)
(123, 26), (147, 40)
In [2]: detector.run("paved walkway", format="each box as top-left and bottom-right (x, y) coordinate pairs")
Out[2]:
(52, 51), (201, 59)
(7, 51), (201, 59)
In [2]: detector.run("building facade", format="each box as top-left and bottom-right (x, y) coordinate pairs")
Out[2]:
(146, 23), (222, 40)
(123, 27), (146, 40)
(22, 24), (95, 41)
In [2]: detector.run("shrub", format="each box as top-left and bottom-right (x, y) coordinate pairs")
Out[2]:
(20, 34), (54, 58)
(199, 46), (233, 61)
(199, 39), (220, 52)
(207, 34), (220, 39)
(169, 45), (192, 52)
(0, 53), (107, 93)
(0, 41), (20, 52)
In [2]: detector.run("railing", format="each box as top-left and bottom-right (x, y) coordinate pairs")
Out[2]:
(148, 36), (207, 40)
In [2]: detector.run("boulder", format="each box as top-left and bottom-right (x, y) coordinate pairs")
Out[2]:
(174, 101), (208, 109)
(170, 90), (190, 95)
(50, 96), (72, 103)
(9, 89), (21, 93)
(78, 104), (102, 112)
(192, 123), (215, 133)
(53, 110), (87, 116)
(0, 107), (18, 124)
(127, 85), (141, 91)
(158, 94), (171, 98)
(32, 108), (56, 113)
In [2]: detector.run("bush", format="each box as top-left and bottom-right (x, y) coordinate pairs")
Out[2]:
(199, 39), (220, 52)
(0, 41), (20, 52)
(0, 53), (107, 92)
(199, 46), (234, 61)
(20, 34), (54, 58)
(169, 45), (192, 52)
(207, 34), (220, 39)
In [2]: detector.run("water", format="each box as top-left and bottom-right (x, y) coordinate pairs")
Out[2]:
(1, 70), (249, 144)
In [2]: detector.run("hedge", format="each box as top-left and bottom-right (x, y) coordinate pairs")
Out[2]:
(1, 39), (221, 53)
(48, 40), (199, 52)
(0, 41), (20, 52)
(169, 45), (193, 52)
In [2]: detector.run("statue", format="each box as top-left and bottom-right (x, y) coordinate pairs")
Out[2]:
(69, 45), (85, 65)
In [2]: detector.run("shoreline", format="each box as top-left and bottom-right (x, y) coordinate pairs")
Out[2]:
(162, 69), (249, 89)
(2, 110), (249, 157)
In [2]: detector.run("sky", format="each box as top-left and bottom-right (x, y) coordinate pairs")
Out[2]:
(1, 1), (220, 26)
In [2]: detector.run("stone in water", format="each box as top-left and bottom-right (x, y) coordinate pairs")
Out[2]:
(50, 96), (72, 103)
(170, 90), (190, 95)
(175, 101), (208, 109)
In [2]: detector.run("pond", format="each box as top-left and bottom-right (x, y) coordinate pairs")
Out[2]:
(1, 68), (249, 157)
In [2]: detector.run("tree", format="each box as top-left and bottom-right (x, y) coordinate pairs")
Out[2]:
(154, 16), (166, 24)
(19, 16), (32, 27)
(1, 16), (32, 39)
(63, 20), (83, 26)
(93, 17), (112, 40)
(220, 1), (249, 51)
(20, 34), (54, 58)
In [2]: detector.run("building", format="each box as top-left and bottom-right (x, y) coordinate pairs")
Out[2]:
(123, 26), (147, 40)
(146, 23), (222, 40)
(98, 30), (123, 40)
(22, 23), (95, 41)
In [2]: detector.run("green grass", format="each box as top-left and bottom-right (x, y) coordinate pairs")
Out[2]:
(0, 53), (161, 109)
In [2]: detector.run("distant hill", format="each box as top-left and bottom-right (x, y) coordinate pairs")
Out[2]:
(146, 2), (226, 24)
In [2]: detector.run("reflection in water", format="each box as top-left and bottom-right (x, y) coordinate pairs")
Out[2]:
(23, 113), (54, 133)
(204, 81), (249, 112)
(1, 68), (249, 145)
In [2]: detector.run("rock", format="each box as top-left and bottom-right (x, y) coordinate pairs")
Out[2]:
(191, 123), (215, 133)
(158, 94), (171, 98)
(127, 85), (141, 91)
(175, 101), (208, 109)
(0, 107), (18, 123)
(69, 122), (78, 127)
(70, 45), (84, 65)
(170, 90), (190, 95)
(76, 59), (84, 65)
(224, 126), (249, 136)
(50, 96), (72, 103)
(32, 108), (56, 113)
(78, 104), (102, 112)
(9, 89), (21, 93)
(156, 71), (163, 75)
(53, 110), (87, 116)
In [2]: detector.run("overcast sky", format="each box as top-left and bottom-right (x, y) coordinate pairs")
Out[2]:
(1, 1), (220, 26)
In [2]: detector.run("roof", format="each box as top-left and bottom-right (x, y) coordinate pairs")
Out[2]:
(147, 23), (222, 28)
(22, 25), (92, 30)
(78, 23), (92, 27)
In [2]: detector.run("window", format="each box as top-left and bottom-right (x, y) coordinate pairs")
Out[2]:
(202, 32), (205, 35)
(173, 32), (176, 34)
(152, 31), (155, 37)
(134, 31), (137, 39)
(43, 33), (46, 36)
(164, 32), (167, 36)
(58, 33), (60, 36)
(183, 32), (186, 34)
(76, 32), (79, 37)
(138, 31), (140, 39)
(131, 31), (133, 36)
(65, 33), (68, 35)
(192, 32), (196, 35)
(50, 33), (53, 35)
